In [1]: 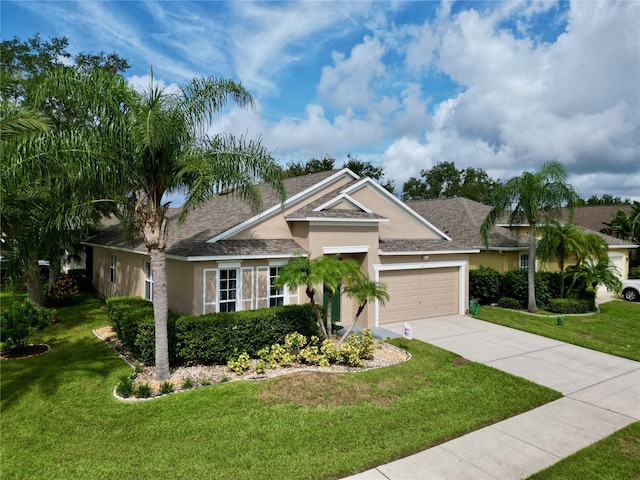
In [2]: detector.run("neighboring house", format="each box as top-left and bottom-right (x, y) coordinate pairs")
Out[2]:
(86, 169), (478, 327)
(408, 197), (637, 280)
(560, 205), (634, 234)
(407, 198), (528, 272)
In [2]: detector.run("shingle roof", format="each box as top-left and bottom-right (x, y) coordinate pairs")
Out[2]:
(561, 205), (633, 233)
(406, 198), (527, 250)
(88, 170), (343, 257)
(406, 198), (633, 249)
(379, 238), (477, 254)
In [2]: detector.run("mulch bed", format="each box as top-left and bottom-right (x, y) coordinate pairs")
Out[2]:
(0, 344), (50, 359)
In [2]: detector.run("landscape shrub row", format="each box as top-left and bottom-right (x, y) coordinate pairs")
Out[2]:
(470, 266), (593, 311)
(106, 297), (320, 366)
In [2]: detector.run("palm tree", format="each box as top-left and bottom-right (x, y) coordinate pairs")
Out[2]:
(338, 278), (389, 347)
(568, 258), (621, 294)
(565, 232), (610, 296)
(537, 221), (584, 298)
(26, 67), (285, 380)
(480, 161), (579, 312)
(274, 255), (328, 337)
(274, 254), (362, 339)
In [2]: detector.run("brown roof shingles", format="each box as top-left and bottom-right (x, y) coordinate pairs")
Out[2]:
(406, 198), (527, 250)
(88, 170), (342, 257)
(379, 238), (476, 253)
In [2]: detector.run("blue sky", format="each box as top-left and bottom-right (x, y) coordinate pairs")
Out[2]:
(3, 0), (639, 201)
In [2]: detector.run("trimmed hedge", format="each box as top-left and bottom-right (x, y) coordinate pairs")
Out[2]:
(106, 298), (320, 366)
(497, 297), (522, 310)
(502, 269), (551, 309)
(571, 288), (596, 312)
(547, 298), (591, 314)
(106, 297), (177, 365)
(469, 266), (502, 304)
(174, 305), (320, 365)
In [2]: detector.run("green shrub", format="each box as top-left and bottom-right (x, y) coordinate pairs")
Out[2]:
(537, 271), (563, 300)
(547, 298), (591, 314)
(335, 330), (376, 367)
(320, 339), (339, 363)
(45, 274), (79, 306)
(255, 359), (266, 375)
(628, 266), (640, 279)
(159, 381), (174, 395)
(135, 383), (152, 398)
(105, 300), (336, 367)
(298, 345), (330, 367)
(571, 288), (597, 312)
(174, 304), (319, 365)
(502, 269), (551, 308)
(106, 297), (177, 365)
(182, 377), (194, 389)
(498, 297), (522, 310)
(227, 352), (251, 375)
(469, 266), (503, 304)
(360, 329), (376, 360)
(0, 299), (54, 349)
(115, 374), (134, 398)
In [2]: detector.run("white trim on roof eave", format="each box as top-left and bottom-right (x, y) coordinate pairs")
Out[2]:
(379, 248), (480, 256)
(166, 252), (308, 262)
(82, 242), (149, 256)
(342, 178), (453, 241)
(484, 246), (528, 251)
(312, 193), (373, 213)
(206, 168), (359, 243)
(307, 219), (388, 227)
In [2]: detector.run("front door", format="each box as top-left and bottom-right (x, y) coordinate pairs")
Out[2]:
(323, 283), (341, 325)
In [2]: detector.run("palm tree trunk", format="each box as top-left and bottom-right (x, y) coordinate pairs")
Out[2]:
(337, 301), (366, 348)
(306, 286), (328, 338)
(325, 291), (334, 337)
(150, 248), (170, 381)
(528, 227), (538, 312)
(24, 256), (43, 306)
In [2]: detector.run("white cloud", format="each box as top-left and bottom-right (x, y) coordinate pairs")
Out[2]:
(227, 1), (368, 95)
(127, 75), (180, 95)
(318, 35), (387, 110)
(381, 0), (639, 199)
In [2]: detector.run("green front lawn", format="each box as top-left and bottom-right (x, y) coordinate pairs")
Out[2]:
(1, 293), (560, 479)
(473, 300), (640, 361)
(527, 422), (640, 480)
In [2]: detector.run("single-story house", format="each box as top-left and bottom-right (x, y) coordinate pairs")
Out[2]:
(407, 197), (637, 280)
(86, 169), (478, 328)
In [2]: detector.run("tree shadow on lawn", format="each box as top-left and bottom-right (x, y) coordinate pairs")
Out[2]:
(1, 312), (129, 413)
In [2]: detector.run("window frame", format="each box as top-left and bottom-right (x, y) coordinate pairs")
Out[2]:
(218, 268), (239, 313)
(268, 266), (285, 307)
(520, 252), (529, 270)
(109, 253), (117, 284)
(144, 261), (153, 302)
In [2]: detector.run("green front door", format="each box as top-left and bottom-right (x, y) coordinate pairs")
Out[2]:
(323, 284), (341, 325)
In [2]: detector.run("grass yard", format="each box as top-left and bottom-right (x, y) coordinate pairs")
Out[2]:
(1, 293), (560, 480)
(473, 300), (640, 361)
(527, 421), (640, 480)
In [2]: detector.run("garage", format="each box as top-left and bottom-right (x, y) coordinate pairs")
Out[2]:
(378, 267), (459, 324)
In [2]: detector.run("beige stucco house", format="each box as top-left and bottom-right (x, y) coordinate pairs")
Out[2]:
(408, 197), (637, 280)
(86, 169), (478, 328)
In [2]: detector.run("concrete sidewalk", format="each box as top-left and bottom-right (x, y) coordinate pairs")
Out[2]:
(344, 313), (639, 480)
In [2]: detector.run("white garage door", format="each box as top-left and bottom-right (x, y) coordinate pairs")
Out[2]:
(379, 267), (459, 324)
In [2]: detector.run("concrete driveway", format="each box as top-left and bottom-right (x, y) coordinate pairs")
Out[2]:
(344, 313), (639, 480)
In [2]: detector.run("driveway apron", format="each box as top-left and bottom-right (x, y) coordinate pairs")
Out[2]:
(344, 314), (639, 480)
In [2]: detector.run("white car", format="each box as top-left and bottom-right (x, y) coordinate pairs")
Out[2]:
(621, 279), (640, 302)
